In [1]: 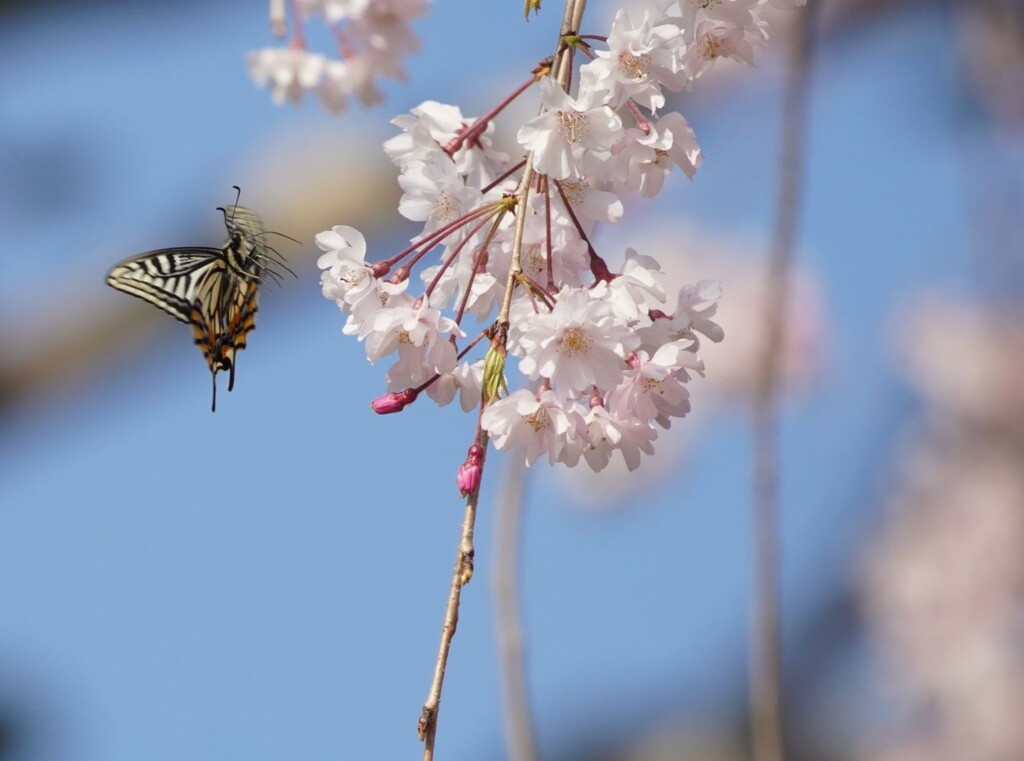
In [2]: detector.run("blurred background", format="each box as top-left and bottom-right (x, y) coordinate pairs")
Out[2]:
(1, 0), (1022, 759)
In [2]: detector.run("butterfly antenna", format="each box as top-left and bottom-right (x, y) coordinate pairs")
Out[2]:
(229, 185), (242, 227)
(255, 229), (303, 246)
(211, 371), (218, 412)
(216, 187), (244, 231)
(256, 243), (292, 266)
(260, 269), (286, 287)
(255, 247), (297, 278)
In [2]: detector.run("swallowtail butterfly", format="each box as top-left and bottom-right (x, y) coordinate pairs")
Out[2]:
(106, 192), (294, 410)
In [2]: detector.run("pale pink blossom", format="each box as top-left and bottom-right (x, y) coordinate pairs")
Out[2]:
(580, 405), (658, 471)
(397, 152), (482, 236)
(514, 286), (640, 400)
(386, 101), (508, 187)
(482, 389), (582, 466)
(517, 76), (624, 181)
(608, 111), (702, 197)
(247, 47), (326, 105)
(607, 342), (702, 426)
(579, 8), (687, 110)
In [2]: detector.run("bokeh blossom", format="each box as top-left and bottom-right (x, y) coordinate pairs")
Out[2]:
(861, 298), (1024, 761)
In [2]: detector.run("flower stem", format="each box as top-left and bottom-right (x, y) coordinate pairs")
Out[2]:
(287, 0), (305, 48)
(481, 158), (528, 195)
(455, 211), (509, 325)
(444, 73), (546, 157)
(381, 202), (500, 270)
(552, 179), (612, 282)
(424, 209), (500, 299)
(542, 176), (555, 290)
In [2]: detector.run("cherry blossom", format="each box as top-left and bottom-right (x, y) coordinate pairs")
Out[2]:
(579, 8), (687, 110)
(301, 0), (807, 476)
(397, 152), (483, 235)
(514, 286), (640, 400)
(517, 76), (624, 181)
(386, 101), (508, 188)
(481, 389), (582, 467)
(247, 47), (327, 106)
(247, 0), (428, 110)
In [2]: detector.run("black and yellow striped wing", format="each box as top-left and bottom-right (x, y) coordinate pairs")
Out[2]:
(106, 247), (226, 324)
(106, 246), (255, 411)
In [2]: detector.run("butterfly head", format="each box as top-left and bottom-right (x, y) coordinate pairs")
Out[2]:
(219, 205), (266, 276)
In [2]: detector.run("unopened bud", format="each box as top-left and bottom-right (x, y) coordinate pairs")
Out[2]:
(457, 444), (485, 496)
(370, 388), (418, 415)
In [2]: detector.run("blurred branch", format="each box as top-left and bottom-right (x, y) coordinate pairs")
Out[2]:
(750, 4), (819, 761)
(492, 457), (537, 761)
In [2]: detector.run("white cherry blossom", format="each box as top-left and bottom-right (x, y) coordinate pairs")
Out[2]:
(248, 0), (428, 111)
(361, 297), (463, 374)
(600, 248), (667, 324)
(579, 8), (687, 110)
(482, 389), (584, 466)
(397, 152), (482, 236)
(580, 405), (658, 471)
(386, 101), (508, 187)
(247, 48), (326, 106)
(607, 342), (702, 426)
(515, 286), (640, 399)
(608, 111), (702, 197)
(517, 76), (624, 181)
(639, 279), (724, 351)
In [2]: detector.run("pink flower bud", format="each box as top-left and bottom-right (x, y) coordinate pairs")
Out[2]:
(456, 443), (485, 496)
(370, 388), (418, 415)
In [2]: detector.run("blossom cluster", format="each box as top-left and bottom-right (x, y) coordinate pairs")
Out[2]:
(248, 0), (429, 112)
(315, 0), (806, 474)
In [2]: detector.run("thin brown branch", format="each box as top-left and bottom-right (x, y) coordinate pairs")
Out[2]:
(750, 5), (819, 761)
(492, 457), (537, 761)
(417, 3), (588, 758)
(419, 434), (489, 760)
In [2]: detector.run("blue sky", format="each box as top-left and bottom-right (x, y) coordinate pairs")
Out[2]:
(0, 3), (985, 759)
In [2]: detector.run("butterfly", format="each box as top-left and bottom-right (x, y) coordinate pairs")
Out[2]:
(106, 191), (295, 411)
